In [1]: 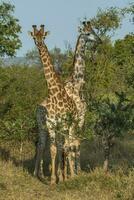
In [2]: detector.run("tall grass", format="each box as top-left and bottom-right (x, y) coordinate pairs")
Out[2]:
(0, 134), (134, 200)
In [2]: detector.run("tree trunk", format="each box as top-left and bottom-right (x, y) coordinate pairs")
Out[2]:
(103, 137), (110, 172)
(103, 158), (109, 172)
(19, 141), (23, 166)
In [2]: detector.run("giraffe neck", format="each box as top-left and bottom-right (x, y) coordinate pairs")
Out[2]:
(64, 34), (87, 99)
(37, 42), (61, 91)
(72, 34), (87, 86)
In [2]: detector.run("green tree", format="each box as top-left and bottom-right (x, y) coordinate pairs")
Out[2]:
(91, 93), (133, 172)
(114, 34), (134, 91)
(0, 66), (47, 142)
(83, 6), (134, 171)
(50, 46), (66, 74)
(121, 2), (134, 23)
(25, 47), (42, 68)
(83, 7), (125, 101)
(25, 46), (74, 80)
(0, 2), (21, 57)
(90, 7), (122, 37)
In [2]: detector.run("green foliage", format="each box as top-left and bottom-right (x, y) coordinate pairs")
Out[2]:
(84, 7), (134, 100)
(0, 6), (133, 198)
(93, 92), (133, 138)
(50, 47), (66, 75)
(121, 2), (134, 23)
(90, 7), (122, 37)
(84, 91), (134, 170)
(114, 34), (134, 90)
(60, 46), (74, 80)
(82, 6), (134, 169)
(25, 46), (74, 80)
(114, 34), (134, 65)
(25, 48), (42, 68)
(0, 66), (47, 141)
(85, 40), (118, 99)
(0, 2), (22, 57)
(83, 6), (134, 140)
(0, 5), (133, 154)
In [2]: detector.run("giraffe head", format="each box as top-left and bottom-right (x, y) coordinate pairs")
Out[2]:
(79, 21), (101, 43)
(29, 24), (50, 46)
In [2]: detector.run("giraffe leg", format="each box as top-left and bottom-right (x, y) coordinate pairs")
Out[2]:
(68, 146), (75, 178)
(75, 144), (81, 174)
(34, 139), (46, 179)
(50, 137), (57, 185)
(63, 146), (68, 181)
(57, 144), (64, 182)
(34, 105), (48, 179)
(67, 126), (76, 178)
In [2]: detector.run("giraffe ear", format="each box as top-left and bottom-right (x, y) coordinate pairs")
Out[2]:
(28, 31), (33, 36)
(78, 26), (82, 32)
(44, 31), (50, 36)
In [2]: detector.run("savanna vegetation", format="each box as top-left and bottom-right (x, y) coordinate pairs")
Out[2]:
(0, 1), (134, 200)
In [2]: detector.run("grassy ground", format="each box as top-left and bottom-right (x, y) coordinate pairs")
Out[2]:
(0, 135), (134, 200)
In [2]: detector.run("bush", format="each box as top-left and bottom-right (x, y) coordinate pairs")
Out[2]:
(0, 66), (47, 142)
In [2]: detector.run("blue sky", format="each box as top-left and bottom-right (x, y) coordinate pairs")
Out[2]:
(8, 0), (133, 56)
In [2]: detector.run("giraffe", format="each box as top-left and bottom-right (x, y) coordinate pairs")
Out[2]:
(29, 25), (77, 184)
(64, 21), (102, 173)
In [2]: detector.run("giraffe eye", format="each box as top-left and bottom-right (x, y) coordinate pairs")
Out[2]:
(82, 21), (86, 25)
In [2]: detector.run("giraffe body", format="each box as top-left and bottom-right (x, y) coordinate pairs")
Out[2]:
(30, 25), (77, 184)
(65, 21), (101, 128)
(64, 21), (102, 173)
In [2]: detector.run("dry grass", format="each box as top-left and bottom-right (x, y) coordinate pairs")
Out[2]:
(0, 135), (134, 200)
